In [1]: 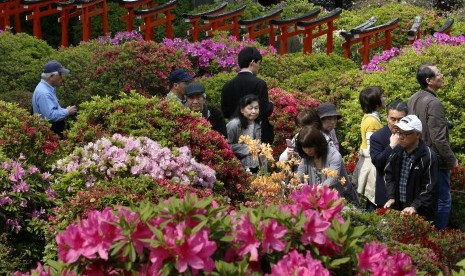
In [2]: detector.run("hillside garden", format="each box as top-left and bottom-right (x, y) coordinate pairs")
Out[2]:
(2, 0), (465, 274)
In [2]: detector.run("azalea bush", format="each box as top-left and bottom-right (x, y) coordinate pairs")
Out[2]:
(0, 32), (54, 99)
(162, 35), (276, 77)
(0, 101), (62, 170)
(0, 156), (56, 272)
(87, 40), (193, 98)
(65, 93), (251, 203)
(21, 186), (416, 275)
(268, 87), (320, 156)
(52, 134), (216, 198)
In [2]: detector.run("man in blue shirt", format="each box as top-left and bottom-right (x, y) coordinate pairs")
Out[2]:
(32, 60), (77, 138)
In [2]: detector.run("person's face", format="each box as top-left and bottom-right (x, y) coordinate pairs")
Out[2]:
(387, 110), (407, 132)
(186, 94), (205, 112)
(174, 80), (192, 94)
(250, 60), (261, 75)
(302, 147), (316, 157)
(49, 72), (64, 87)
(241, 101), (259, 122)
(426, 66), (443, 91)
(396, 128), (420, 149)
(321, 116), (338, 132)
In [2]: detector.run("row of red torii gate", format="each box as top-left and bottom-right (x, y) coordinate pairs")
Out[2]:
(0, 0), (454, 64)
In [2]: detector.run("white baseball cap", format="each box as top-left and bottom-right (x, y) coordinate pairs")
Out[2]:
(395, 115), (422, 133)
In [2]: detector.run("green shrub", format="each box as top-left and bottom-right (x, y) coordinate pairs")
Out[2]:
(0, 32), (54, 99)
(85, 40), (192, 98)
(64, 92), (251, 203)
(200, 72), (236, 108)
(0, 101), (63, 170)
(49, 41), (115, 107)
(261, 52), (358, 83)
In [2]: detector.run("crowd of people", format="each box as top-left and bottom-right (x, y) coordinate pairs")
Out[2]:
(32, 47), (458, 230)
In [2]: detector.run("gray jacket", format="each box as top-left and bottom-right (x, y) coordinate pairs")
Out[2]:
(408, 89), (457, 169)
(226, 118), (262, 169)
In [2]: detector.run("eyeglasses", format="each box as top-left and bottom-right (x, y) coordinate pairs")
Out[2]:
(396, 131), (415, 138)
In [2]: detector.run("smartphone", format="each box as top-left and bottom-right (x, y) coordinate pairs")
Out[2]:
(286, 139), (293, 148)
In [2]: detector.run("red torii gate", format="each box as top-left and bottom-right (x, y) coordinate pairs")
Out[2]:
(297, 8), (342, 55)
(342, 18), (399, 65)
(134, 0), (177, 41)
(238, 8), (282, 46)
(183, 2), (227, 42)
(57, 0), (109, 46)
(119, 0), (154, 32)
(201, 5), (246, 39)
(21, 0), (60, 39)
(270, 8), (320, 55)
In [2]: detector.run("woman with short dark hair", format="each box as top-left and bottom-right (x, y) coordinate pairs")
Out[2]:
(353, 86), (386, 211)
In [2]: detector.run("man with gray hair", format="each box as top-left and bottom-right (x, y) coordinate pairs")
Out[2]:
(184, 82), (227, 137)
(32, 60), (77, 138)
(384, 115), (438, 222)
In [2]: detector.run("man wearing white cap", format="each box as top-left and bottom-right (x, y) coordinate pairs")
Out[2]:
(383, 115), (438, 222)
(32, 60), (77, 138)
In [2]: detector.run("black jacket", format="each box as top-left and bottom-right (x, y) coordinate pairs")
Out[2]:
(203, 105), (227, 138)
(384, 140), (438, 221)
(221, 72), (274, 144)
(370, 126), (393, 206)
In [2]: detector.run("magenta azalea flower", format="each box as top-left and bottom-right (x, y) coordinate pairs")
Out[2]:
(176, 229), (217, 273)
(301, 209), (331, 246)
(267, 250), (329, 276)
(260, 219), (287, 253)
(234, 214), (260, 261)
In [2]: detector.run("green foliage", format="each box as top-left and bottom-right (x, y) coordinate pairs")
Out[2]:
(49, 42), (114, 107)
(0, 101), (63, 170)
(278, 0), (317, 19)
(0, 32), (54, 99)
(200, 72), (235, 108)
(261, 52), (358, 83)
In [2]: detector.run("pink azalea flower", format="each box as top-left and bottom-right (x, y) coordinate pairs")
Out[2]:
(260, 219), (287, 253)
(301, 209), (331, 246)
(176, 229), (217, 273)
(234, 215), (260, 261)
(267, 250), (329, 276)
(357, 241), (389, 272)
(56, 224), (87, 263)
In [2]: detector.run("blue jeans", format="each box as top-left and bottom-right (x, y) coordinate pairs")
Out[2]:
(435, 169), (451, 230)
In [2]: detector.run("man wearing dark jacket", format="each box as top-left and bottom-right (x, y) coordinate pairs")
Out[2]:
(185, 82), (227, 137)
(384, 115), (438, 222)
(221, 46), (274, 144)
(370, 100), (408, 207)
(408, 63), (458, 229)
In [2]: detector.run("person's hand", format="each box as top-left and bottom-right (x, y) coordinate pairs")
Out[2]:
(67, 105), (77, 116)
(389, 133), (400, 148)
(454, 159), (459, 168)
(287, 148), (295, 159)
(384, 199), (395, 208)
(401, 206), (416, 215)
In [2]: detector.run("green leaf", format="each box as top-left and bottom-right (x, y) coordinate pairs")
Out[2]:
(330, 257), (351, 267)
